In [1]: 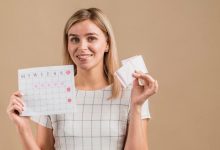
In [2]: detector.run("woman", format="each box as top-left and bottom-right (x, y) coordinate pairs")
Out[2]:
(7, 8), (158, 150)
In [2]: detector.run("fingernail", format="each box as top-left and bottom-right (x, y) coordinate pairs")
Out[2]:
(20, 92), (24, 96)
(138, 79), (144, 86)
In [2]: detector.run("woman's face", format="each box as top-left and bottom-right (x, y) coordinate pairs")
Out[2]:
(67, 19), (108, 72)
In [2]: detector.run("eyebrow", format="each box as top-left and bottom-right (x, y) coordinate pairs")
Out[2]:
(68, 32), (99, 37)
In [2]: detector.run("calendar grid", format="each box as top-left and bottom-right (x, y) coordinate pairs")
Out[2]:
(18, 65), (76, 116)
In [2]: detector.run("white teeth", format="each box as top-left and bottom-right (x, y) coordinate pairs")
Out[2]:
(77, 54), (93, 60)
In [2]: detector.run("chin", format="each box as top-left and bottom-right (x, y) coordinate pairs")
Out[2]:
(77, 64), (93, 71)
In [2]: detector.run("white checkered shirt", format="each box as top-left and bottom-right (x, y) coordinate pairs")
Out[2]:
(32, 85), (150, 150)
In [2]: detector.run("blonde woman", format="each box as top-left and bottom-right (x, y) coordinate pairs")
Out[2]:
(7, 8), (158, 150)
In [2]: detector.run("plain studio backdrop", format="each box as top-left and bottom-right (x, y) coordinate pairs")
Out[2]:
(0, 0), (219, 150)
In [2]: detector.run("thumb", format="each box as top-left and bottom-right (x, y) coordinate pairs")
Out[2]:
(133, 78), (139, 87)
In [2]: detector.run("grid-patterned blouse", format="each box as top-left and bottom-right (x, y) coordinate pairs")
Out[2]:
(32, 85), (150, 150)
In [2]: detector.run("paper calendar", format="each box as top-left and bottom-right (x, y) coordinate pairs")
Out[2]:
(18, 65), (76, 116)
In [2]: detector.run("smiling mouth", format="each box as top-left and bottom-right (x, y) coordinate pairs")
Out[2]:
(76, 54), (93, 60)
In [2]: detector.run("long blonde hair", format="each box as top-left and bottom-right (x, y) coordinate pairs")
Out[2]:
(63, 8), (121, 99)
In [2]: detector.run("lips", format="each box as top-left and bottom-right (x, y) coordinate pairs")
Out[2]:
(76, 54), (93, 60)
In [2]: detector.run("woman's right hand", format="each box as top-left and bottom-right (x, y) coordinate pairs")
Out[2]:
(6, 91), (30, 129)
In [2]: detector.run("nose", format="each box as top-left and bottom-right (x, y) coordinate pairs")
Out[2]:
(78, 39), (88, 50)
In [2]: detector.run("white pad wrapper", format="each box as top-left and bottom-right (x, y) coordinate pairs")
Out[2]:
(115, 55), (148, 88)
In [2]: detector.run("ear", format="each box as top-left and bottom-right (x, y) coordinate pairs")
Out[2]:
(105, 44), (109, 52)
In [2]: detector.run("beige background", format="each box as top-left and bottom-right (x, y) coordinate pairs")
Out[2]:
(0, 0), (219, 149)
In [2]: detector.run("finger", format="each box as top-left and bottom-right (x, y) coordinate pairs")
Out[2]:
(14, 97), (24, 107)
(13, 91), (24, 97)
(134, 70), (144, 74)
(10, 95), (24, 107)
(9, 98), (24, 112)
(139, 75), (155, 89)
(8, 104), (23, 115)
(145, 80), (158, 97)
(133, 72), (155, 82)
(140, 74), (155, 82)
(12, 100), (24, 111)
(7, 104), (24, 114)
(132, 70), (146, 77)
(133, 73), (153, 88)
(132, 72), (143, 79)
(132, 73), (145, 87)
(132, 78), (140, 87)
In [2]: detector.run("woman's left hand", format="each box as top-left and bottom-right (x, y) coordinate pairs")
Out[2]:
(131, 71), (159, 107)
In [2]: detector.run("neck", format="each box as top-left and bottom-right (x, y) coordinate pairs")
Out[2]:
(75, 68), (108, 90)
